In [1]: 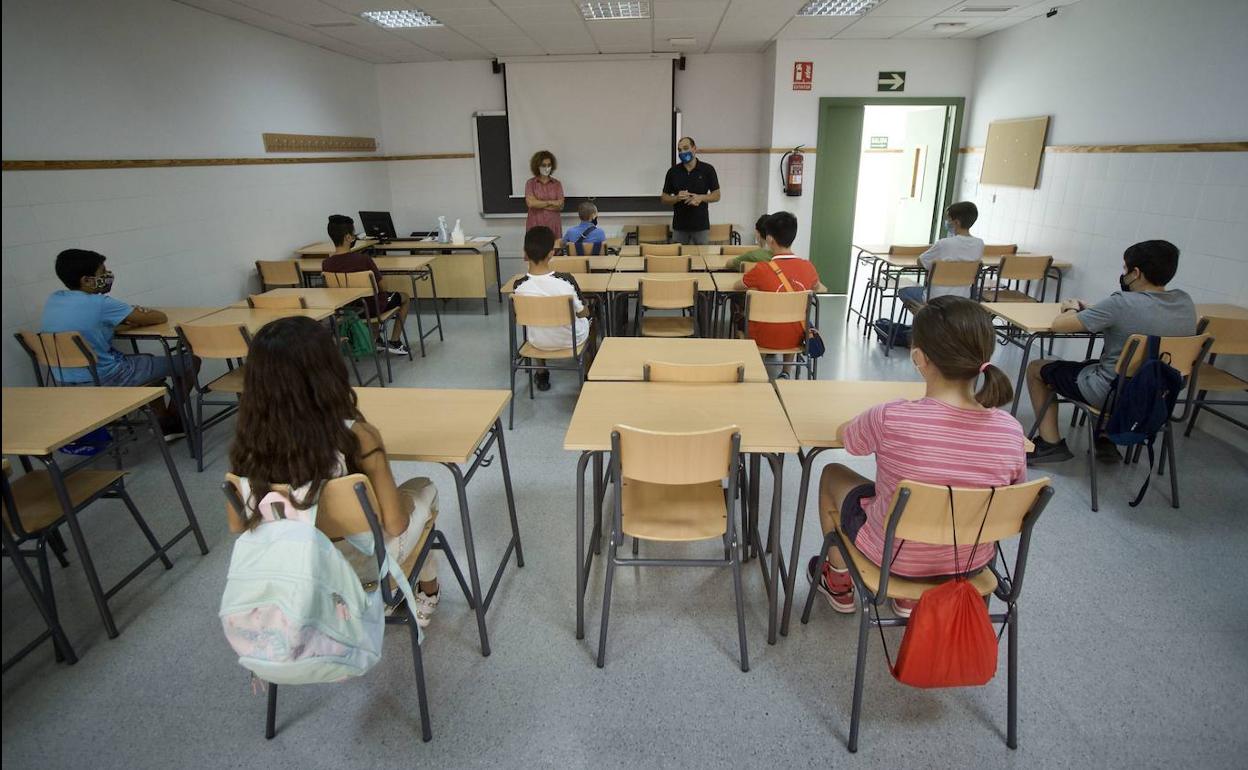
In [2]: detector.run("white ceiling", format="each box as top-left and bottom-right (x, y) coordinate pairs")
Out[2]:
(174, 0), (1081, 64)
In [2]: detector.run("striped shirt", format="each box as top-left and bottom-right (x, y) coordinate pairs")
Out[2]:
(842, 398), (1027, 577)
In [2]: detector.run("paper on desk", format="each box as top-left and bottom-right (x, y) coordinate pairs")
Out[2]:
(470, 236), (492, 242)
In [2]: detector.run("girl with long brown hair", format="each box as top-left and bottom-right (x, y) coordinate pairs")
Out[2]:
(229, 316), (441, 626)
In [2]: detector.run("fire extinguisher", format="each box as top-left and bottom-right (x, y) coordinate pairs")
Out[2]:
(780, 146), (804, 197)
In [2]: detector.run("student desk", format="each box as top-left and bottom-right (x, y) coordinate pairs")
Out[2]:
(500, 272), (612, 295)
(1197, 303), (1248, 320)
(564, 382), (799, 645)
(353, 387), (520, 658)
(587, 255), (619, 272)
(614, 257), (644, 271)
(982, 302), (1100, 414)
(229, 287), (370, 309)
(587, 338), (769, 382)
(186, 306), (333, 335)
(1, 387), (209, 641)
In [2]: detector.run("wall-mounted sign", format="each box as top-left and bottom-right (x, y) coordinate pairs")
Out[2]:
(869, 136), (889, 149)
(792, 61), (813, 91)
(877, 71), (906, 92)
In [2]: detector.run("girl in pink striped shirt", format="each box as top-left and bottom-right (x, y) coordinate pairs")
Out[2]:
(808, 296), (1027, 617)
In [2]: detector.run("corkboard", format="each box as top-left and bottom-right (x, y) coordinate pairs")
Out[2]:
(980, 116), (1049, 188)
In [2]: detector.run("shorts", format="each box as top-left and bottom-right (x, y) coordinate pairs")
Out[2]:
(897, 285), (927, 306)
(363, 291), (404, 318)
(672, 229), (710, 245)
(1040, 360), (1095, 402)
(100, 352), (194, 387)
(838, 482), (876, 543)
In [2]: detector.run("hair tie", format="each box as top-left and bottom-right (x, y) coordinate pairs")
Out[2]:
(979, 362), (991, 374)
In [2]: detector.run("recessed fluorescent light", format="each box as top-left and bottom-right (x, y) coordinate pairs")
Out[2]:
(796, 0), (880, 16)
(580, 1), (650, 21)
(360, 9), (442, 29)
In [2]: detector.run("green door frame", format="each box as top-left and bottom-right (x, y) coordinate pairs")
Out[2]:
(809, 96), (965, 294)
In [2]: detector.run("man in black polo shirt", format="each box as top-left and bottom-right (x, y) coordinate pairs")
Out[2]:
(660, 136), (721, 245)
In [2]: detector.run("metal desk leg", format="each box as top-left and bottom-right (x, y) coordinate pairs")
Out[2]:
(846, 250), (864, 326)
(144, 406), (209, 556)
(0, 522), (77, 669)
(492, 242), (503, 305)
(781, 447), (827, 636)
(1010, 332), (1042, 415)
(766, 453), (786, 645)
(41, 455), (117, 637)
(575, 451), (592, 640)
(446, 463), (489, 656)
(747, 454), (761, 560)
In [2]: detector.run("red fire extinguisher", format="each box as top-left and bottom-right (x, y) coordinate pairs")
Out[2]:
(781, 146), (804, 197)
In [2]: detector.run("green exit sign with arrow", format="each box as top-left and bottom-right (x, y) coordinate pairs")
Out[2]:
(878, 71), (906, 92)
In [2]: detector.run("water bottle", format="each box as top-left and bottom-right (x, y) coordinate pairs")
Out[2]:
(437, 216), (449, 243)
(451, 219), (465, 245)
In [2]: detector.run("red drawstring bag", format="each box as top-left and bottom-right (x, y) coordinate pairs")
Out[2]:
(882, 486), (1000, 688)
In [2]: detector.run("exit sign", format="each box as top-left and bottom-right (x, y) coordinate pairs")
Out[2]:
(870, 136), (889, 149)
(877, 71), (906, 91)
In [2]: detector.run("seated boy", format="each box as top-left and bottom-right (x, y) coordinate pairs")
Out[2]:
(322, 214), (410, 355)
(1025, 239), (1197, 464)
(725, 214), (774, 271)
(513, 226), (595, 391)
(897, 201), (984, 305)
(563, 202), (606, 255)
(39, 248), (191, 439)
(740, 211), (819, 372)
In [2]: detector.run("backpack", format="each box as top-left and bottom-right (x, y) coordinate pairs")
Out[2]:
(219, 489), (417, 686)
(1101, 336), (1184, 507)
(572, 224), (603, 256)
(339, 309), (374, 360)
(872, 318), (912, 348)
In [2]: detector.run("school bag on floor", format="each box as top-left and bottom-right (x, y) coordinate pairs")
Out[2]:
(219, 489), (417, 685)
(872, 318), (912, 348)
(339, 309), (374, 360)
(1101, 336), (1183, 507)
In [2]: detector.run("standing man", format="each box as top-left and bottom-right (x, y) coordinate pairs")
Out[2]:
(660, 136), (721, 245)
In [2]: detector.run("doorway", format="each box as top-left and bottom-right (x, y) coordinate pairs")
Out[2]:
(808, 97), (963, 293)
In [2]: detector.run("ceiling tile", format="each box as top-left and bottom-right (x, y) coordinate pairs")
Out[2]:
(774, 16), (858, 39)
(867, 0), (960, 16)
(585, 18), (651, 43)
(235, 0), (354, 25)
(895, 13), (989, 36)
(430, 6), (514, 26)
(834, 15), (926, 37)
(653, 0), (729, 20)
(496, 5), (586, 24)
(473, 37), (548, 55)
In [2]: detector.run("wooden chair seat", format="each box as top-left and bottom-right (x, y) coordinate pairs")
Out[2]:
(982, 287), (1037, 303)
(757, 345), (803, 355)
(519, 339), (587, 360)
(206, 367), (247, 394)
(835, 519), (998, 601)
(641, 316), (695, 337)
(3, 470), (126, 534)
(1195, 363), (1248, 392)
(621, 478), (727, 542)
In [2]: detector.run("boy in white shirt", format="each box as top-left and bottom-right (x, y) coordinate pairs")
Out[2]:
(513, 225), (594, 391)
(898, 201), (984, 304)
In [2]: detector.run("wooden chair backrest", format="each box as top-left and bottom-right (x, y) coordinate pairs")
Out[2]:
(644, 361), (745, 383)
(637, 224), (669, 243)
(645, 255), (691, 273)
(708, 224), (734, 244)
(565, 239), (604, 256)
(928, 259), (981, 287)
(640, 278), (696, 309)
(680, 245), (721, 256)
(889, 245), (929, 257)
(885, 477), (1051, 546)
(16, 330), (96, 368)
(512, 294), (575, 327)
(641, 243), (682, 257)
(983, 244), (1019, 257)
(1117, 334), (1212, 378)
(997, 255), (1052, 282)
(615, 424), (737, 485)
(721, 245), (753, 256)
(222, 472), (383, 541)
(746, 290), (810, 323)
(256, 260), (303, 288)
(324, 270), (380, 293)
(1198, 316), (1248, 356)
(550, 257), (589, 273)
(179, 323), (250, 359)
(247, 294), (308, 309)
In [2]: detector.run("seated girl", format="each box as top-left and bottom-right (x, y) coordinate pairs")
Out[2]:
(228, 316), (440, 626)
(808, 296), (1027, 617)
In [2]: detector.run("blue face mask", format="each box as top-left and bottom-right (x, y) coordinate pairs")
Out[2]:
(678, 151), (694, 164)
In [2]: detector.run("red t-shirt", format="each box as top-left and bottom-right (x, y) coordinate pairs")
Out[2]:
(741, 254), (819, 350)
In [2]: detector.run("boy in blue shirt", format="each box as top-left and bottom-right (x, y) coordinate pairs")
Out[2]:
(562, 202), (606, 255)
(40, 249), (193, 438)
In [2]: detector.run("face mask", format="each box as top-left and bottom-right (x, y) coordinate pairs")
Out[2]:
(678, 151), (694, 164)
(93, 271), (115, 293)
(591, 217), (598, 226)
(1119, 271), (1136, 292)
(539, 165), (552, 176)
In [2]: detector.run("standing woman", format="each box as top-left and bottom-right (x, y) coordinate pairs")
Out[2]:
(525, 150), (564, 235)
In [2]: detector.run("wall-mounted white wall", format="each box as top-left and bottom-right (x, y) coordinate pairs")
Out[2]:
(1, 0), (390, 385)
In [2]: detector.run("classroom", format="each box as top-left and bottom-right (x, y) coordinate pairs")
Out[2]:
(2, 0), (1247, 766)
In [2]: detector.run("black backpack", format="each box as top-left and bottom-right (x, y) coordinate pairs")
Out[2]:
(1102, 336), (1184, 507)
(872, 318), (912, 348)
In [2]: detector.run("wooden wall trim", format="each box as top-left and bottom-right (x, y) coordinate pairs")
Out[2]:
(960, 141), (1248, 154)
(1, 152), (473, 171)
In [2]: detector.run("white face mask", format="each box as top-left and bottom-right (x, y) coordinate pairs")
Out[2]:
(539, 165), (552, 176)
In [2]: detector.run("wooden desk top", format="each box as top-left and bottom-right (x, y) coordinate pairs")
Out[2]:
(607, 272), (718, 292)
(371, 237), (499, 252)
(187, 306), (333, 334)
(298, 255), (436, 274)
(588, 338), (769, 382)
(853, 243), (928, 257)
(775, 380), (925, 449)
(981, 302), (1065, 333)
(501, 273), (613, 295)
(618, 245), (641, 257)
(295, 240), (374, 257)
(1198, 303), (1248, 320)
(614, 257), (644, 271)
(354, 388), (509, 464)
(230, 287), (370, 310)
(587, 255), (619, 271)
(114, 307), (223, 339)
(564, 382), (799, 454)
(701, 254), (735, 272)
(3, 387), (163, 456)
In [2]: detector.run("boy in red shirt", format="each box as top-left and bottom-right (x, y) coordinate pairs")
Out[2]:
(740, 211), (819, 362)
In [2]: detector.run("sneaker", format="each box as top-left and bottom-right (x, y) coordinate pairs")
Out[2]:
(384, 340), (410, 356)
(1026, 437), (1074, 465)
(534, 370), (551, 392)
(891, 598), (918, 618)
(1094, 434), (1122, 464)
(159, 416), (186, 443)
(412, 590), (439, 628)
(806, 555), (855, 614)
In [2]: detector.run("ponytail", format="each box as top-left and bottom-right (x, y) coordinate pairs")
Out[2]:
(974, 363), (1014, 409)
(913, 296), (1014, 409)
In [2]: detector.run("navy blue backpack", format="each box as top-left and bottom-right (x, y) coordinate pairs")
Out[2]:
(1102, 336), (1184, 507)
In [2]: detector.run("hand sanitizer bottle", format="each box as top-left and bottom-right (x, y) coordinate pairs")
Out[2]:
(451, 219), (465, 245)
(437, 216), (449, 243)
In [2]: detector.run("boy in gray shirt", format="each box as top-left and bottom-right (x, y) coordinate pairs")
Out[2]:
(1026, 240), (1196, 464)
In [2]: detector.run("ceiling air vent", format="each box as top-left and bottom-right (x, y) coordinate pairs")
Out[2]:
(958, 5), (1017, 12)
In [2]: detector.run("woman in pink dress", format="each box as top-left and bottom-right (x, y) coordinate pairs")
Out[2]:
(524, 149), (564, 234)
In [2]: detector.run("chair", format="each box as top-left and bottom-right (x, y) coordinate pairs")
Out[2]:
(636, 278), (697, 338)
(507, 295), (591, 429)
(643, 361), (744, 383)
(636, 224), (670, 244)
(550, 257), (589, 273)
(324, 270), (413, 384)
(708, 224), (735, 245)
(566, 238), (605, 256)
(177, 323), (251, 472)
(14, 331), (101, 386)
(801, 477), (1054, 752)
(246, 294), (308, 310)
(982, 256), (1053, 303)
(256, 260), (304, 290)
(885, 260), (983, 353)
(743, 290), (816, 379)
(645, 256), (691, 273)
(1185, 316), (1248, 436)
(641, 243), (682, 257)
(1031, 334), (1213, 511)
(983, 244), (1019, 257)
(597, 425), (748, 671)
(222, 473), (472, 743)
(721, 245), (754, 256)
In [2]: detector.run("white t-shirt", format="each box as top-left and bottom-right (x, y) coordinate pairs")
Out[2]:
(513, 271), (590, 350)
(919, 234), (984, 299)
